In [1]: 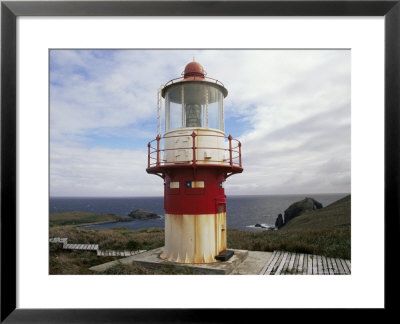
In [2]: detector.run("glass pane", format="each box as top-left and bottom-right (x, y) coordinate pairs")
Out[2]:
(165, 85), (182, 131)
(165, 83), (224, 132)
(183, 83), (206, 128)
(207, 85), (223, 131)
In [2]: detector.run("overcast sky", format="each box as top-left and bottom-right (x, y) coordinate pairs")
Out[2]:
(50, 49), (350, 197)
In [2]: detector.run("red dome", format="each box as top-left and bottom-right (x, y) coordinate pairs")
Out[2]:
(183, 61), (205, 79)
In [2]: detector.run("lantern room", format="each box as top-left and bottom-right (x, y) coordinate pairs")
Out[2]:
(163, 81), (226, 132)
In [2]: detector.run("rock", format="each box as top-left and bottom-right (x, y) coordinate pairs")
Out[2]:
(275, 197), (323, 229)
(255, 223), (266, 228)
(275, 213), (284, 229)
(128, 209), (160, 220)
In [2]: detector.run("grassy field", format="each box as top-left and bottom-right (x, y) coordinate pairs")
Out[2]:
(49, 195), (350, 274)
(50, 211), (133, 226)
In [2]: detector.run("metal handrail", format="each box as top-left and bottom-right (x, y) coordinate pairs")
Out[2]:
(147, 132), (242, 169)
(163, 76), (225, 89)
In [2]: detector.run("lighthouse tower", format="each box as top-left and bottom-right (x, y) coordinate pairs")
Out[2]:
(146, 61), (243, 263)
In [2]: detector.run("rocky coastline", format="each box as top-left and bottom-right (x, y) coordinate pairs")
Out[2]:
(274, 197), (323, 229)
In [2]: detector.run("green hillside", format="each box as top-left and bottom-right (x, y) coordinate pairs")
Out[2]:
(281, 195), (351, 231)
(227, 195), (351, 259)
(50, 211), (132, 226)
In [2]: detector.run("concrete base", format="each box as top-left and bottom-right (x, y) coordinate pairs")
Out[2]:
(89, 247), (273, 275)
(231, 251), (273, 275)
(132, 247), (248, 274)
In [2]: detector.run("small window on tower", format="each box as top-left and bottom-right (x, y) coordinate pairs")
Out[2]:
(167, 181), (180, 195)
(185, 181), (205, 195)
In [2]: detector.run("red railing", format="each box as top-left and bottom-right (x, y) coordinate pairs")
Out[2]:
(163, 75), (225, 89)
(147, 132), (242, 169)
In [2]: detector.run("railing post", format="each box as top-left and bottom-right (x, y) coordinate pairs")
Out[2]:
(238, 141), (242, 167)
(191, 131), (196, 166)
(147, 142), (151, 168)
(228, 135), (233, 167)
(156, 135), (161, 166)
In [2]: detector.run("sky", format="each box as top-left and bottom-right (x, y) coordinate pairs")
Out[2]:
(50, 49), (351, 197)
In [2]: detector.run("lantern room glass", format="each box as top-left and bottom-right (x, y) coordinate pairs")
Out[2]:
(165, 83), (224, 132)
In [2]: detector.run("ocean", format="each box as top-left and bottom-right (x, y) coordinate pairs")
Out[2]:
(49, 193), (348, 231)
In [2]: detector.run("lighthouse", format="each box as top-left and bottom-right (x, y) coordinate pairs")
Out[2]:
(146, 61), (243, 263)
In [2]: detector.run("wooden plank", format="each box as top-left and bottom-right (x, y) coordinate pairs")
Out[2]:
(316, 255), (324, 275)
(322, 256), (329, 275)
(259, 251), (278, 275)
(303, 254), (308, 274)
(271, 251), (285, 275)
(263, 251), (281, 275)
(265, 251), (282, 275)
(297, 253), (304, 275)
(275, 252), (290, 275)
(335, 258), (345, 274)
(293, 253), (300, 275)
(326, 257), (334, 275)
(312, 255), (318, 275)
(307, 255), (313, 275)
(340, 259), (351, 275)
(281, 252), (292, 275)
(330, 258), (339, 274)
(345, 260), (351, 274)
(287, 252), (296, 273)
(267, 251), (284, 275)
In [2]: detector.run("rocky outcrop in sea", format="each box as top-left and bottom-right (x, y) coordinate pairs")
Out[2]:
(275, 213), (284, 229)
(128, 209), (161, 220)
(275, 197), (323, 229)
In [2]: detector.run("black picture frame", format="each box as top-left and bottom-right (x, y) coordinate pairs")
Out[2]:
(1, 0), (399, 322)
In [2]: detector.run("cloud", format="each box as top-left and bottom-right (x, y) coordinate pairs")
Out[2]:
(50, 49), (350, 196)
(50, 143), (163, 197)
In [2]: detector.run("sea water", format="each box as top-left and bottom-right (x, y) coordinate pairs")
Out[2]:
(49, 193), (348, 231)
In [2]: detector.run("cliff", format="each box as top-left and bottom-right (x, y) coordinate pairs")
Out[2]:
(275, 197), (323, 229)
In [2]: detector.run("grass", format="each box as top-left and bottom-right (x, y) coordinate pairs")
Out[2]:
(49, 195), (351, 274)
(49, 226), (164, 251)
(227, 195), (351, 259)
(50, 211), (133, 226)
(49, 243), (120, 274)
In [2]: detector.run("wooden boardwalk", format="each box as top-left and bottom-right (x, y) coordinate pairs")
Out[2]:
(259, 251), (351, 275)
(49, 237), (146, 257)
